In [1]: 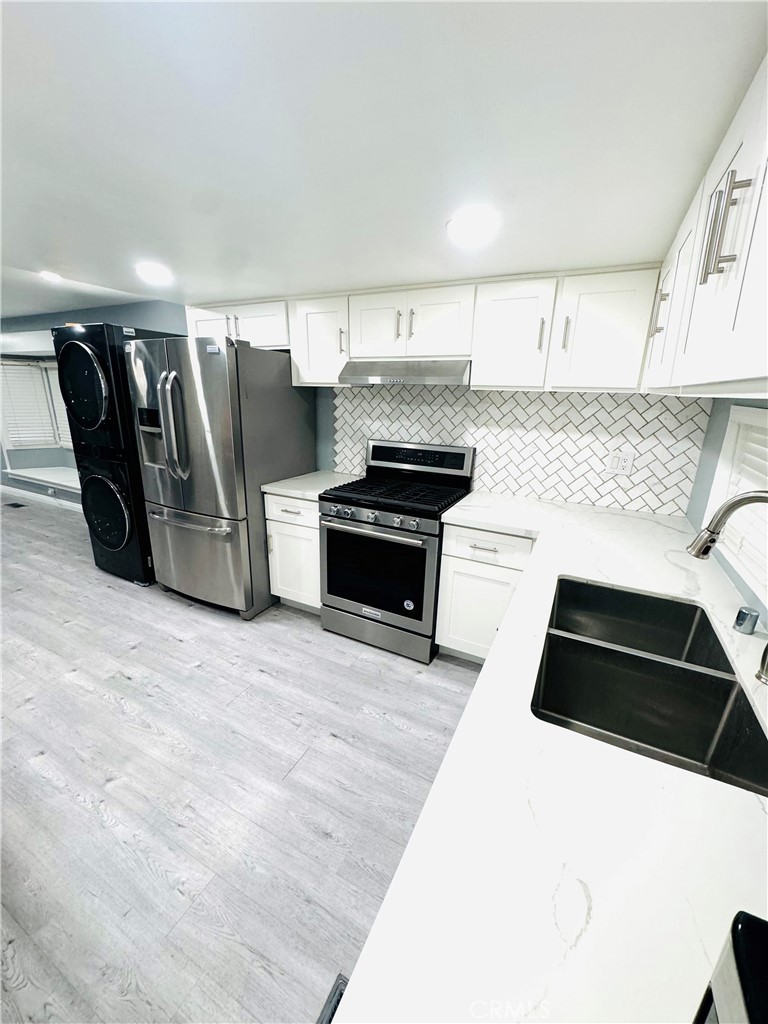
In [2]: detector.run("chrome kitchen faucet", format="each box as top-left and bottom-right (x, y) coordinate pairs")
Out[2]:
(687, 489), (768, 684)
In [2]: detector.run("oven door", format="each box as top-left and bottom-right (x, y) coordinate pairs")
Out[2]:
(320, 519), (439, 635)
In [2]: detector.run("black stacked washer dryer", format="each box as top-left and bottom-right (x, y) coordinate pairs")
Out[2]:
(53, 323), (178, 585)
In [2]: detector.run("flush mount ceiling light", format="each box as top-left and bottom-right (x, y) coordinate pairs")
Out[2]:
(39, 270), (62, 283)
(446, 204), (502, 250)
(135, 260), (174, 286)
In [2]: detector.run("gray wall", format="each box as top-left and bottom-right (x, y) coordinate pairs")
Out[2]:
(686, 397), (768, 622)
(0, 299), (188, 336)
(315, 389), (335, 470)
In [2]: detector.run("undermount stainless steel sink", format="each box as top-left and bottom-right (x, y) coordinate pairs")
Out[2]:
(532, 578), (768, 796)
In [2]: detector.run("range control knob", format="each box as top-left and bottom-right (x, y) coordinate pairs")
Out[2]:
(329, 505), (340, 516)
(367, 511), (378, 523)
(342, 507), (354, 519)
(409, 519), (420, 531)
(393, 515), (403, 527)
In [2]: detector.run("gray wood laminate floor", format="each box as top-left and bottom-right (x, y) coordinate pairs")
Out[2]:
(1, 494), (478, 1024)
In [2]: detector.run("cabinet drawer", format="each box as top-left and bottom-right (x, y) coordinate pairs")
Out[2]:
(443, 524), (533, 569)
(264, 494), (319, 528)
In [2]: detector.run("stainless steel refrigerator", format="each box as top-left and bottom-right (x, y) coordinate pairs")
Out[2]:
(124, 335), (315, 618)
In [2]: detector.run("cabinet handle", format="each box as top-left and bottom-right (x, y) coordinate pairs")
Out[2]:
(233, 314), (241, 338)
(537, 317), (546, 352)
(396, 310), (402, 339)
(561, 315), (571, 351)
(338, 327), (345, 354)
(225, 315), (233, 337)
(699, 188), (725, 285)
(408, 309), (415, 339)
(647, 289), (669, 340)
(711, 168), (753, 276)
(469, 544), (498, 553)
(280, 508), (302, 515)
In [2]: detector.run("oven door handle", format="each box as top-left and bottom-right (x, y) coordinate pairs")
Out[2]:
(321, 520), (425, 547)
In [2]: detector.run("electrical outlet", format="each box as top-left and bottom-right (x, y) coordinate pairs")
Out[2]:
(603, 450), (635, 476)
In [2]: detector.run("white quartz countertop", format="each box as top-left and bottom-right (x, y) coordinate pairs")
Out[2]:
(261, 470), (358, 501)
(337, 491), (768, 1024)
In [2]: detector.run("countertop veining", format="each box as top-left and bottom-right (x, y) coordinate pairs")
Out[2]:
(336, 490), (768, 1024)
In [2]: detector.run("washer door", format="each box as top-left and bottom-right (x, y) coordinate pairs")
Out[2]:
(57, 341), (110, 431)
(81, 475), (131, 551)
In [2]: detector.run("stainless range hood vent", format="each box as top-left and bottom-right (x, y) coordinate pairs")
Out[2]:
(338, 359), (470, 386)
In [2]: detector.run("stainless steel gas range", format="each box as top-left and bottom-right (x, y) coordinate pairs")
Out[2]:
(318, 440), (475, 663)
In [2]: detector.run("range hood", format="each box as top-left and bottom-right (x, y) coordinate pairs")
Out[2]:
(338, 359), (470, 386)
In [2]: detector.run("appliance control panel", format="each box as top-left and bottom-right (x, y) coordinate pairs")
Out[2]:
(320, 501), (440, 536)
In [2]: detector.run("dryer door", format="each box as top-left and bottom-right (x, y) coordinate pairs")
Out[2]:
(81, 474), (132, 551)
(57, 340), (110, 432)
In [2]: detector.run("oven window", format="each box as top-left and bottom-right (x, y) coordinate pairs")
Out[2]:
(326, 527), (426, 620)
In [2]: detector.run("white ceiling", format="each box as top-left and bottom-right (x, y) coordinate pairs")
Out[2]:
(2, 2), (766, 318)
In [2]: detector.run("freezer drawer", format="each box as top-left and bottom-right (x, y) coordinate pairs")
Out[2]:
(146, 503), (252, 611)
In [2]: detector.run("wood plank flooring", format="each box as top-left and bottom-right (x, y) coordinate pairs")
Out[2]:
(1, 494), (478, 1023)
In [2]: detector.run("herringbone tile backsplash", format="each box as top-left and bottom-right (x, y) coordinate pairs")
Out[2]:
(333, 388), (712, 515)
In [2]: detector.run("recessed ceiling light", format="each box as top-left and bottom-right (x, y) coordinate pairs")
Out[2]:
(135, 260), (174, 286)
(446, 204), (502, 250)
(39, 270), (62, 283)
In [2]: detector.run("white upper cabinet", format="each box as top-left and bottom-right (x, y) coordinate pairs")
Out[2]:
(186, 306), (229, 342)
(470, 279), (557, 390)
(230, 301), (289, 348)
(642, 187), (703, 390)
(186, 302), (288, 348)
(545, 270), (658, 391)
(349, 292), (408, 358)
(288, 295), (349, 386)
(676, 56), (767, 389)
(407, 285), (475, 357)
(347, 285), (475, 359)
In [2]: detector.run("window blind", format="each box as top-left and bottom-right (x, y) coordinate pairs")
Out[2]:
(720, 417), (768, 600)
(44, 363), (72, 447)
(1, 362), (58, 448)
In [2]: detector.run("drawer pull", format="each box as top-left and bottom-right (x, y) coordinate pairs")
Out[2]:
(470, 543), (498, 553)
(280, 507), (303, 515)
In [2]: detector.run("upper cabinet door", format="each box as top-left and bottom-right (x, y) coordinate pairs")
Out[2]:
(230, 301), (289, 348)
(676, 56), (767, 387)
(470, 279), (557, 390)
(186, 306), (230, 342)
(349, 292), (408, 358)
(546, 270), (658, 391)
(288, 296), (350, 386)
(642, 186), (703, 390)
(406, 285), (475, 357)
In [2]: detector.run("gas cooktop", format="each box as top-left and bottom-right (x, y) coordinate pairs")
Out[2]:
(321, 477), (468, 516)
(319, 440), (475, 521)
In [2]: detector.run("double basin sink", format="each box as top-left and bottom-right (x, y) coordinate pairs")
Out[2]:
(532, 578), (768, 796)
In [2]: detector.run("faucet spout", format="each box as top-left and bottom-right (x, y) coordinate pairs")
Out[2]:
(758, 644), (768, 685)
(687, 490), (768, 559)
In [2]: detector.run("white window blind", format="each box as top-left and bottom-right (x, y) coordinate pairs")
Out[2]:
(707, 407), (768, 606)
(44, 363), (72, 448)
(1, 362), (58, 448)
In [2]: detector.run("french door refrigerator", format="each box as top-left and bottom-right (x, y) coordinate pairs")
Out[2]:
(124, 335), (315, 618)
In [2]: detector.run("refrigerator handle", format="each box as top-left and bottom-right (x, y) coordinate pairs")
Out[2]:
(165, 371), (190, 480)
(156, 370), (177, 479)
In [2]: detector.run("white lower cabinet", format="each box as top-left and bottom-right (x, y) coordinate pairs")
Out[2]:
(266, 517), (321, 609)
(436, 525), (532, 660)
